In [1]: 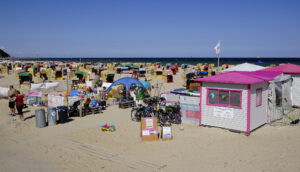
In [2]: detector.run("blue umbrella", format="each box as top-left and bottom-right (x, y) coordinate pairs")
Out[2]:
(140, 81), (151, 89)
(69, 90), (80, 96)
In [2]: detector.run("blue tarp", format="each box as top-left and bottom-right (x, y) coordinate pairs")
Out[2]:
(105, 77), (148, 93)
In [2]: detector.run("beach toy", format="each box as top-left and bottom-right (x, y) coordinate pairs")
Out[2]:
(101, 124), (116, 132)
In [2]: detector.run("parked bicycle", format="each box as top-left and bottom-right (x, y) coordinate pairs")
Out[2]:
(156, 102), (181, 126)
(131, 104), (155, 121)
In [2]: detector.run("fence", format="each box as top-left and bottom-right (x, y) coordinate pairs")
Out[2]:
(269, 102), (300, 126)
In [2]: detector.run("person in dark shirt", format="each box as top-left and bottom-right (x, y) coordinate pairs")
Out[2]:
(15, 90), (25, 121)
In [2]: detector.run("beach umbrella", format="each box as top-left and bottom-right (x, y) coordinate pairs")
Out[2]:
(140, 81), (151, 89)
(69, 90), (80, 96)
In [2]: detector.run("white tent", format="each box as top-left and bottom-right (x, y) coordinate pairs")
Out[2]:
(267, 74), (292, 123)
(221, 63), (265, 73)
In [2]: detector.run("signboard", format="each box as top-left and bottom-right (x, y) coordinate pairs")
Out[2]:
(48, 94), (65, 107)
(141, 117), (159, 141)
(161, 126), (172, 141)
(186, 110), (199, 119)
(213, 106), (234, 119)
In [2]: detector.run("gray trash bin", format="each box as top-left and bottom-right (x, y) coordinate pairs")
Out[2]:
(35, 108), (46, 128)
(47, 107), (57, 126)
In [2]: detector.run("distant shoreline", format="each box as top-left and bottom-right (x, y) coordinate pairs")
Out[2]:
(3, 57), (300, 66)
(9, 56), (300, 59)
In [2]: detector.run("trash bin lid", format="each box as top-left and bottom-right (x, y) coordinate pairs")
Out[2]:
(57, 106), (68, 111)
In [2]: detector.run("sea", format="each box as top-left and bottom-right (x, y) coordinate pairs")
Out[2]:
(12, 57), (300, 67)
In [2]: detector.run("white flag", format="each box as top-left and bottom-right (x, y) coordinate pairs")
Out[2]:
(214, 41), (221, 55)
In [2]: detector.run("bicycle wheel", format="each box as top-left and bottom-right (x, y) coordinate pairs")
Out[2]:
(174, 113), (182, 124)
(131, 109), (138, 121)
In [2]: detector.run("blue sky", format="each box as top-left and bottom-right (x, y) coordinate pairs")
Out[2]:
(1, 0), (300, 57)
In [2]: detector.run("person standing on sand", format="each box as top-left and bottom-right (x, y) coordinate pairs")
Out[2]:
(129, 86), (136, 104)
(15, 90), (25, 121)
(136, 85), (144, 105)
(100, 87), (107, 100)
(7, 85), (16, 116)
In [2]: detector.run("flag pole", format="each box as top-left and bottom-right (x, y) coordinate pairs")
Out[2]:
(214, 40), (221, 73)
(217, 53), (220, 73)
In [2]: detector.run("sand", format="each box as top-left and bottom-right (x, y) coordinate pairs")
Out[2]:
(1, 69), (300, 172)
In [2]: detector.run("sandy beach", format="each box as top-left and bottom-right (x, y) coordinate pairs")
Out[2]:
(0, 68), (299, 172)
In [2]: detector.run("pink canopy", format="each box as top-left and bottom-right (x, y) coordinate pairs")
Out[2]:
(195, 71), (282, 85)
(18, 69), (25, 73)
(258, 63), (300, 74)
(167, 70), (173, 75)
(122, 70), (133, 74)
(240, 71), (282, 81)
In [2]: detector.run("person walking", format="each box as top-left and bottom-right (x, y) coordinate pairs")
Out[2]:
(7, 85), (16, 116)
(15, 90), (25, 121)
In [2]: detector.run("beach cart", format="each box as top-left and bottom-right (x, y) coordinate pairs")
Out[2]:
(106, 73), (115, 83)
(163, 70), (173, 83)
(125, 64), (131, 70)
(68, 69), (76, 80)
(139, 68), (146, 77)
(75, 71), (85, 83)
(72, 78), (79, 87)
(0, 66), (8, 75)
(24, 64), (31, 72)
(19, 72), (32, 89)
(37, 68), (48, 82)
(32, 65), (38, 75)
(170, 66), (177, 75)
(155, 68), (163, 79)
(55, 67), (63, 80)
(16, 69), (25, 79)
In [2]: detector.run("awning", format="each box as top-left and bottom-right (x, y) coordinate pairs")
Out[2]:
(75, 71), (84, 75)
(107, 73), (115, 77)
(19, 72), (31, 77)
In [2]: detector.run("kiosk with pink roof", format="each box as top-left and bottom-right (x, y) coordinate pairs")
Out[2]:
(195, 71), (285, 134)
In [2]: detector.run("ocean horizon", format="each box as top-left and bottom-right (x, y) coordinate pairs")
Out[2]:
(10, 57), (300, 66)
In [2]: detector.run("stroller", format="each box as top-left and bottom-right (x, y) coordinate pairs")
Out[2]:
(98, 100), (106, 110)
(69, 100), (81, 117)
